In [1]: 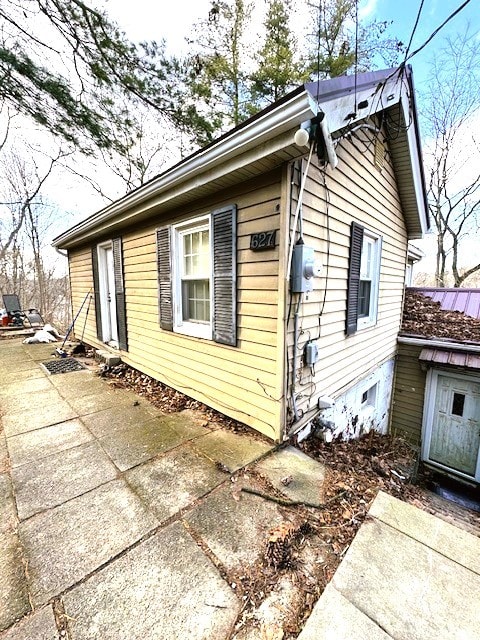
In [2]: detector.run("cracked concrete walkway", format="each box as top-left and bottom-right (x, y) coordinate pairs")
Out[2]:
(3, 339), (477, 640)
(0, 339), (326, 639)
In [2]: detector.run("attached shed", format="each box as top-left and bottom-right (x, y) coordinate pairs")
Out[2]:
(391, 288), (480, 483)
(53, 67), (428, 443)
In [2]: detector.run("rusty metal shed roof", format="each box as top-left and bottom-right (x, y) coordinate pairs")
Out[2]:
(416, 288), (480, 320)
(419, 348), (480, 371)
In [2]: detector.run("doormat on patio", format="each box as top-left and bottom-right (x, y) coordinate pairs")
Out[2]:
(41, 358), (87, 375)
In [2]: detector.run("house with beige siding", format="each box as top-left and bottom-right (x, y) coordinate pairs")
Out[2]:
(392, 288), (480, 484)
(53, 66), (429, 444)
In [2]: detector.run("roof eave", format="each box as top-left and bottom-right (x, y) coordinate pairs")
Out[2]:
(53, 90), (319, 249)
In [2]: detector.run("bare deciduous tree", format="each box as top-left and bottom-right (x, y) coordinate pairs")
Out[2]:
(423, 30), (480, 287)
(0, 146), (71, 327)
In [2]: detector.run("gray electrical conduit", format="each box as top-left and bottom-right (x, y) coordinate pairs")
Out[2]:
(286, 143), (314, 282)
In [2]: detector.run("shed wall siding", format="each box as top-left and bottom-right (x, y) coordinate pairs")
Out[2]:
(390, 343), (426, 445)
(68, 171), (284, 440)
(287, 128), (408, 429)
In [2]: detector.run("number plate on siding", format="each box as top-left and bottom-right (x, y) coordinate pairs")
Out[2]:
(250, 230), (276, 251)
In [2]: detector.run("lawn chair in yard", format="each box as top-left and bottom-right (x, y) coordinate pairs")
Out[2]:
(2, 294), (44, 328)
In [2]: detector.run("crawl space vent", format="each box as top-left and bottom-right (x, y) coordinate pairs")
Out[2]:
(42, 358), (86, 375)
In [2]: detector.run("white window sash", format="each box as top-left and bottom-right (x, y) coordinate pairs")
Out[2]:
(357, 231), (381, 330)
(172, 215), (213, 339)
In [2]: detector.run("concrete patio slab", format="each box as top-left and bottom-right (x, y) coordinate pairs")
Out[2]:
(63, 522), (240, 640)
(0, 433), (8, 474)
(7, 419), (93, 468)
(255, 446), (326, 506)
(298, 583), (393, 640)
(66, 388), (140, 416)
(0, 533), (31, 632)
(190, 429), (274, 473)
(22, 344), (61, 361)
(125, 444), (227, 522)
(20, 478), (158, 605)
(0, 369), (45, 386)
(0, 606), (58, 640)
(99, 416), (205, 471)
(0, 472), (27, 630)
(0, 474), (16, 534)
(0, 360), (41, 373)
(81, 403), (162, 439)
(1, 401), (78, 437)
(0, 377), (53, 399)
(2, 388), (64, 416)
(48, 371), (111, 397)
(369, 490), (480, 575)
(331, 511), (480, 640)
(11, 441), (118, 521)
(185, 483), (285, 571)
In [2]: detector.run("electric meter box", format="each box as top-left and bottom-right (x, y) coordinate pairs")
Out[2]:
(290, 244), (315, 292)
(305, 340), (319, 366)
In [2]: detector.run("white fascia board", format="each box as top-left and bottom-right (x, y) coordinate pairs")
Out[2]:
(53, 91), (319, 248)
(401, 91), (429, 237)
(316, 75), (428, 239)
(317, 74), (403, 133)
(398, 336), (480, 353)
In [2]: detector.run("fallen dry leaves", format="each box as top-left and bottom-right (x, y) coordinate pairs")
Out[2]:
(401, 290), (480, 342)
(96, 359), (479, 639)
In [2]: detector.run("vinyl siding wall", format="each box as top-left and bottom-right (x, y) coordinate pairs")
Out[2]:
(68, 170), (285, 440)
(286, 128), (408, 428)
(390, 343), (426, 445)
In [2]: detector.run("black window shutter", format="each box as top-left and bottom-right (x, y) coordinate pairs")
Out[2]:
(346, 222), (364, 335)
(212, 205), (237, 346)
(91, 246), (103, 341)
(156, 226), (173, 331)
(112, 238), (128, 351)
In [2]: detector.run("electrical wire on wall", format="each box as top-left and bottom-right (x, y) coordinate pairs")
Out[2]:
(316, 166), (331, 338)
(286, 144), (314, 283)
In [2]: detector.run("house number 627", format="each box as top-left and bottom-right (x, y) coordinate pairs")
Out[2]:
(250, 230), (276, 251)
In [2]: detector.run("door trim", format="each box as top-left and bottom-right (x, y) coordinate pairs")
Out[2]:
(422, 368), (480, 481)
(97, 241), (118, 346)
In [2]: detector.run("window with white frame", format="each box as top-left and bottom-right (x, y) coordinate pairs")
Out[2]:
(174, 217), (212, 338)
(346, 223), (382, 334)
(157, 204), (237, 346)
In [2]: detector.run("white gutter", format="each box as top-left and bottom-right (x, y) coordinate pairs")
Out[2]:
(398, 336), (480, 353)
(53, 90), (319, 248)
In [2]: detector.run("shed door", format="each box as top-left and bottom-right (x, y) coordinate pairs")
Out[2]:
(426, 373), (480, 479)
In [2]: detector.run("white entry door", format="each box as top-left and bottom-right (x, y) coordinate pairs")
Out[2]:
(98, 243), (118, 345)
(423, 371), (480, 481)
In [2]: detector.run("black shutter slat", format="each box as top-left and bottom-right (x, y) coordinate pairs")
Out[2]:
(91, 246), (103, 341)
(346, 222), (364, 335)
(213, 205), (237, 346)
(112, 237), (128, 351)
(156, 226), (173, 331)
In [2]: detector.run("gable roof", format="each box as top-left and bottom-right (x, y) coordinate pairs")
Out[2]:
(53, 66), (429, 249)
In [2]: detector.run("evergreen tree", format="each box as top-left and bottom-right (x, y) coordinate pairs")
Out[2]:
(0, 0), (206, 154)
(248, 0), (308, 113)
(184, 0), (253, 135)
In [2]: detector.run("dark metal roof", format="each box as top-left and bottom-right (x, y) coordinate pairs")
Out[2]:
(419, 348), (480, 371)
(305, 67), (398, 102)
(415, 288), (480, 320)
